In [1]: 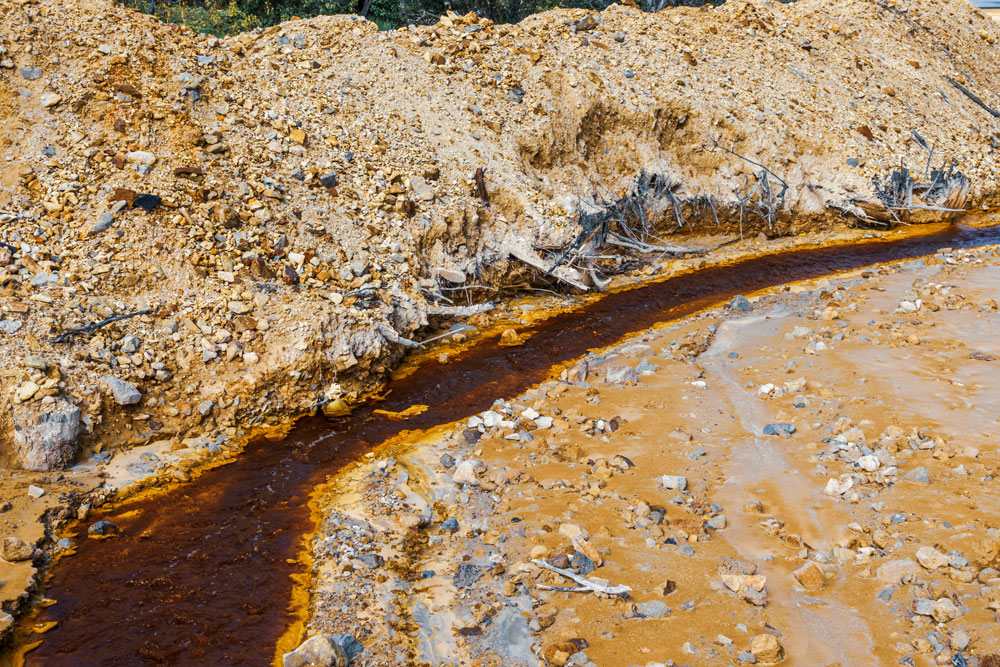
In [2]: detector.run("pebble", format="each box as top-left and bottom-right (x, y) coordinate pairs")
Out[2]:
(92, 212), (114, 234)
(658, 475), (688, 491)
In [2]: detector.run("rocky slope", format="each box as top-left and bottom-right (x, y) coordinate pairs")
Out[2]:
(1, 0), (1000, 474)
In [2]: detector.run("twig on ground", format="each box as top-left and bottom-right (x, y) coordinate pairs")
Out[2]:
(532, 559), (632, 597)
(46, 310), (150, 343)
(945, 75), (1000, 118)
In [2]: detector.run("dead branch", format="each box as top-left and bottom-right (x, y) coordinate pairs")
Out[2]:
(473, 167), (490, 206)
(46, 309), (151, 343)
(945, 76), (1000, 118)
(510, 247), (590, 291)
(606, 232), (699, 255)
(376, 323), (420, 349)
(532, 559), (632, 597)
(426, 302), (495, 317)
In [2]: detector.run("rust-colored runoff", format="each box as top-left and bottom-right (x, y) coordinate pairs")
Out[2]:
(19, 224), (1000, 666)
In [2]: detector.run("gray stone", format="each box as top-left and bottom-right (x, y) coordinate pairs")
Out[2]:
(19, 67), (42, 80)
(319, 172), (338, 189)
(441, 517), (459, 534)
(1, 536), (34, 562)
(0, 319), (23, 334)
(198, 400), (214, 416)
(707, 514), (728, 531)
(454, 562), (483, 588)
(636, 599), (671, 618)
(571, 550), (595, 575)
(92, 213), (114, 235)
(604, 364), (638, 385)
(903, 466), (930, 485)
(728, 295), (753, 313)
(762, 423), (796, 437)
(103, 375), (141, 405)
(12, 399), (81, 471)
(349, 260), (369, 277)
(121, 334), (141, 354)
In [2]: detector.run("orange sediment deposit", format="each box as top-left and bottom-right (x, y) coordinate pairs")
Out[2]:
(10, 222), (1000, 665)
(306, 235), (1000, 666)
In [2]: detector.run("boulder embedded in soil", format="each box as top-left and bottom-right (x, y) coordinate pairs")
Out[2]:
(876, 558), (923, 584)
(12, 399), (81, 471)
(604, 365), (638, 385)
(749, 634), (784, 664)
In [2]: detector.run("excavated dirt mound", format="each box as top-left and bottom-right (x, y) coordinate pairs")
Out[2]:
(1, 0), (1000, 473)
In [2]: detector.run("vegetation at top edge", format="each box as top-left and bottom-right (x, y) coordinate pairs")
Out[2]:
(118, 0), (734, 36)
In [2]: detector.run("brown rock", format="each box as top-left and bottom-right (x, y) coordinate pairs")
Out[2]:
(2, 536), (34, 562)
(750, 634), (784, 664)
(793, 562), (825, 591)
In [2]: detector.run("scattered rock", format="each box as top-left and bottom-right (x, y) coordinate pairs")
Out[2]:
(102, 375), (142, 405)
(749, 634), (784, 664)
(916, 546), (950, 570)
(1, 537), (34, 562)
(604, 365), (638, 385)
(728, 295), (753, 313)
(88, 520), (120, 539)
(792, 562), (825, 591)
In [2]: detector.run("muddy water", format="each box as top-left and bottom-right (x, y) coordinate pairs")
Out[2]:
(19, 223), (1000, 666)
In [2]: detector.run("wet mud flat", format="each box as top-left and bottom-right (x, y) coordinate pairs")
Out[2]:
(14, 223), (1000, 665)
(307, 238), (1000, 666)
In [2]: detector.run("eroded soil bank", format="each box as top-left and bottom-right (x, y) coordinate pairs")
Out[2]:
(298, 231), (1000, 667)
(9, 221), (1000, 665)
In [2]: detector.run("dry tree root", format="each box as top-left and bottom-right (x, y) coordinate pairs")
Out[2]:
(511, 172), (705, 293)
(862, 162), (971, 226)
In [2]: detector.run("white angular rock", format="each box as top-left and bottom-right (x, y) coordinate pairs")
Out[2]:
(915, 546), (949, 570)
(658, 475), (687, 491)
(857, 455), (880, 472)
(453, 460), (485, 485)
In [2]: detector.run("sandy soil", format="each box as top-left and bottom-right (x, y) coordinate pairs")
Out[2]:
(296, 234), (1000, 666)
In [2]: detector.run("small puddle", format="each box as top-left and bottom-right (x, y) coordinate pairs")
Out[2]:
(15, 223), (1000, 666)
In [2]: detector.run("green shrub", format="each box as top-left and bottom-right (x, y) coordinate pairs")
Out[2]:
(122, 0), (723, 35)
